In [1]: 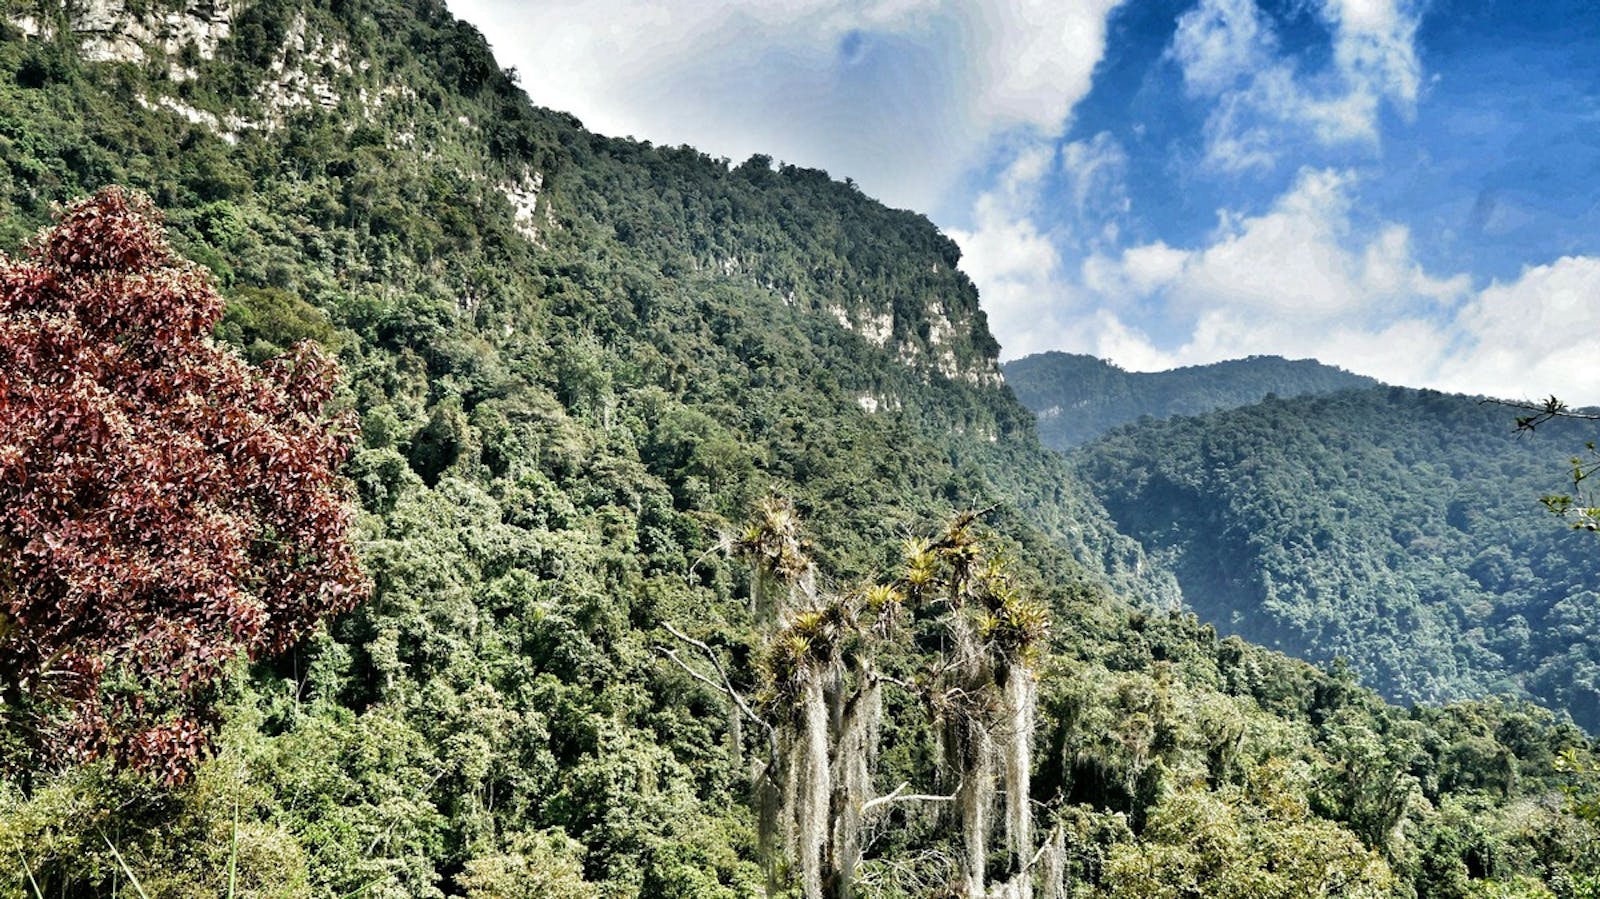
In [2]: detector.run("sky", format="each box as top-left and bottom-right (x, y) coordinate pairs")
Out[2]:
(450, 0), (1600, 402)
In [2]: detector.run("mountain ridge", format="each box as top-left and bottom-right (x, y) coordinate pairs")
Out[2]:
(1, 2), (1597, 896)
(1004, 350), (1379, 448)
(1072, 383), (1600, 728)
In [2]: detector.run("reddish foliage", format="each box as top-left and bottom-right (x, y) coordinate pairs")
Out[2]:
(0, 187), (367, 781)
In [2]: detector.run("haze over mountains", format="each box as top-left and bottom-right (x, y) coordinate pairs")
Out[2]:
(1003, 352), (1379, 449)
(1008, 351), (1600, 730)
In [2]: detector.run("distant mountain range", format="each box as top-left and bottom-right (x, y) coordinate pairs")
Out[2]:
(1003, 351), (1378, 449)
(3, 3), (1596, 894)
(1007, 351), (1600, 728)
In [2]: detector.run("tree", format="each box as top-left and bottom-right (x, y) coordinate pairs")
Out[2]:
(668, 499), (904, 899)
(667, 502), (1051, 899)
(0, 187), (367, 782)
(910, 512), (1049, 899)
(1500, 396), (1600, 529)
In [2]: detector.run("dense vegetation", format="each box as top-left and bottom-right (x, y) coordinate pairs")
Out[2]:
(1074, 386), (1600, 728)
(0, 186), (366, 786)
(1004, 351), (1377, 449)
(1, 2), (1598, 896)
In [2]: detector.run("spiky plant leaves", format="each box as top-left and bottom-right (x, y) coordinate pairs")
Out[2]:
(733, 495), (813, 585)
(902, 538), (941, 601)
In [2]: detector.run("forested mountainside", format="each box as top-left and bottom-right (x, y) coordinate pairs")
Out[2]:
(2, 2), (1599, 897)
(1074, 386), (1600, 727)
(1004, 351), (1377, 449)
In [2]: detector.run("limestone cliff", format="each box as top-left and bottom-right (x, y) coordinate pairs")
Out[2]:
(8, 0), (1010, 395)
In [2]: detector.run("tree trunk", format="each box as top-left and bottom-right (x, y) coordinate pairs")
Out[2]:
(959, 728), (993, 898)
(830, 671), (879, 898)
(1001, 666), (1034, 899)
(797, 677), (832, 899)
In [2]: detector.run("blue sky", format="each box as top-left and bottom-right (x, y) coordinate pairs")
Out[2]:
(452, 0), (1600, 401)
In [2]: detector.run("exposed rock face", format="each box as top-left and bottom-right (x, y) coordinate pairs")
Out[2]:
(19, 0), (235, 75)
(8, 11), (44, 37)
(922, 300), (1001, 386)
(824, 299), (1001, 387)
(253, 13), (351, 122)
(898, 313), (1004, 388)
(20, 3), (366, 139)
(855, 392), (903, 415)
(857, 309), (893, 347)
(134, 93), (245, 143)
(498, 169), (548, 246)
(827, 305), (894, 348)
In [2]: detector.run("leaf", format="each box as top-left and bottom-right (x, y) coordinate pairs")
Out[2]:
(99, 835), (151, 899)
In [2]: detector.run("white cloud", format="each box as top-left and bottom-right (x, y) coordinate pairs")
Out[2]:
(1168, 0), (1422, 171)
(948, 131), (1133, 360)
(1113, 239), (1190, 292)
(1168, 0), (1273, 96)
(1434, 257), (1600, 401)
(947, 148), (1077, 360)
(1325, 0), (1422, 105)
(1085, 310), (1182, 370)
(973, 0), (1125, 134)
(1092, 169), (1473, 382)
(970, 166), (1600, 402)
(449, 0), (1123, 212)
(1164, 168), (1470, 323)
(956, 197), (1060, 288)
(1060, 132), (1130, 222)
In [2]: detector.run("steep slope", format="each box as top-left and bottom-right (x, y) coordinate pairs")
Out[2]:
(0, 0), (1156, 602)
(0, 3), (1597, 898)
(1005, 351), (1378, 448)
(1074, 385), (1600, 726)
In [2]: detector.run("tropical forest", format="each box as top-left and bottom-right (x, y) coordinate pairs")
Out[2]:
(2, 2), (1600, 898)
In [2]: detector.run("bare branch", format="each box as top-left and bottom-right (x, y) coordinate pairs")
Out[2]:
(876, 674), (916, 691)
(1026, 825), (1057, 871)
(686, 534), (731, 584)
(862, 781), (955, 815)
(659, 622), (772, 737)
(658, 647), (743, 712)
(1483, 396), (1600, 434)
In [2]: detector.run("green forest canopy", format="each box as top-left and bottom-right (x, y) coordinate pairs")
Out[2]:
(1073, 386), (1600, 729)
(0, 2), (1596, 896)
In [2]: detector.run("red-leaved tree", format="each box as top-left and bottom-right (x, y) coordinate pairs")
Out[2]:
(0, 187), (368, 783)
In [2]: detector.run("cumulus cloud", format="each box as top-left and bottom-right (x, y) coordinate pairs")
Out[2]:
(1168, 0), (1422, 171)
(1435, 257), (1600, 401)
(1168, 0), (1273, 95)
(1325, 0), (1423, 104)
(964, 166), (1600, 402)
(1115, 242), (1187, 294)
(954, 0), (1438, 369)
(945, 149), (1077, 360)
(1166, 169), (1468, 320)
(971, 0), (1124, 134)
(947, 131), (1135, 359)
(450, 0), (1122, 212)
(1080, 169), (1472, 381)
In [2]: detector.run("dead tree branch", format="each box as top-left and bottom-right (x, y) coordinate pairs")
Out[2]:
(659, 622), (773, 740)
